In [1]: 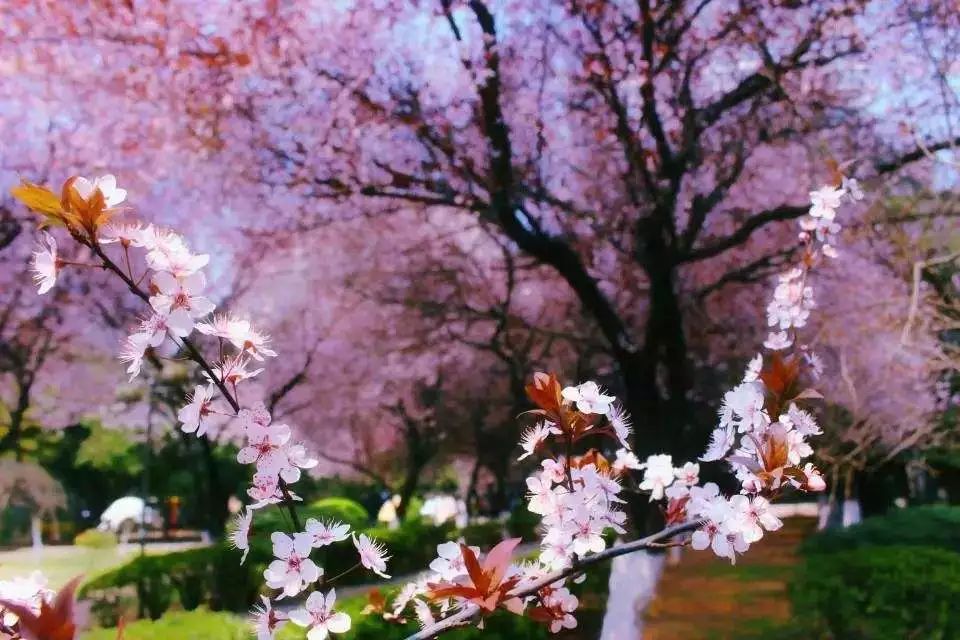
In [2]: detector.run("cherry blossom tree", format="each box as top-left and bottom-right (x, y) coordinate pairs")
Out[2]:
(3, 0), (958, 474)
(6, 169), (846, 639)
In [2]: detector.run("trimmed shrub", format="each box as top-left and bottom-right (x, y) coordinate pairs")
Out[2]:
(506, 507), (539, 540)
(791, 545), (960, 639)
(800, 505), (960, 556)
(253, 497), (370, 536)
(80, 544), (260, 622)
(457, 521), (504, 548)
(81, 517), (455, 621)
(75, 528), (118, 549)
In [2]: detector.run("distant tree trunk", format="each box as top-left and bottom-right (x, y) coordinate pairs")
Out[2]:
(0, 379), (32, 461)
(396, 454), (428, 521)
(466, 456), (481, 518)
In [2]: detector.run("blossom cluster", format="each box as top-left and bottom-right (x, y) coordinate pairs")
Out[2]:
(14, 175), (393, 640)
(0, 572), (52, 634)
(13, 174), (854, 640)
(374, 179), (856, 637)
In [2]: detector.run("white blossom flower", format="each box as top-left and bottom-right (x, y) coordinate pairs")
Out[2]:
(72, 174), (127, 207)
(99, 221), (146, 246)
(700, 424), (735, 462)
(781, 403), (821, 436)
(250, 595), (286, 640)
(568, 505), (607, 555)
(149, 271), (215, 320)
(289, 589), (351, 640)
(304, 518), (350, 548)
(237, 423), (291, 466)
(841, 176), (864, 201)
(518, 422), (558, 460)
(429, 541), (480, 581)
(801, 463), (827, 491)
(805, 351), (824, 379)
(691, 519), (749, 563)
(743, 354), (763, 382)
(204, 354), (264, 387)
(255, 438), (318, 485)
(413, 599), (435, 629)
(560, 381), (615, 414)
(525, 474), (555, 515)
(808, 185), (844, 219)
(138, 310), (194, 346)
(674, 462), (700, 486)
(238, 402), (272, 430)
(612, 448), (642, 473)
(542, 587), (578, 633)
(540, 458), (567, 484)
(730, 495), (782, 543)
(638, 454), (675, 501)
(719, 382), (768, 433)
(196, 313), (277, 360)
(0, 571), (52, 627)
(142, 227), (209, 277)
(763, 331), (792, 351)
(228, 508), (253, 564)
(30, 233), (59, 295)
(178, 384), (217, 437)
(353, 533), (391, 578)
(607, 403), (632, 448)
(118, 332), (151, 381)
(264, 532), (322, 598)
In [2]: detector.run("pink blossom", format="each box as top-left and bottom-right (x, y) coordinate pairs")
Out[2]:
(638, 454), (675, 501)
(264, 532), (321, 598)
(30, 233), (58, 295)
(560, 381), (615, 414)
(289, 589), (351, 640)
(178, 384), (218, 437)
(518, 422), (558, 460)
(72, 174), (126, 207)
(149, 271), (215, 320)
(250, 595), (286, 640)
(353, 533), (391, 579)
(228, 508), (253, 564)
(304, 518), (350, 548)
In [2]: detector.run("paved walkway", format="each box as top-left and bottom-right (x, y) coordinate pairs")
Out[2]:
(642, 517), (815, 639)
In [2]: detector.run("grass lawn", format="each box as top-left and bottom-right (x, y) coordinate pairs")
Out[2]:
(0, 542), (208, 589)
(642, 517), (815, 640)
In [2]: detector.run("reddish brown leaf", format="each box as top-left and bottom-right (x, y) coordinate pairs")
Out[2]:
(482, 537), (521, 590)
(525, 372), (563, 419)
(0, 575), (82, 640)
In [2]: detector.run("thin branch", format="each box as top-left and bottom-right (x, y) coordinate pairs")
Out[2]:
(404, 520), (701, 640)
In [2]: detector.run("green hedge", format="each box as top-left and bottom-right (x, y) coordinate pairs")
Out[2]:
(506, 507), (539, 540)
(82, 609), (249, 640)
(791, 545), (960, 639)
(87, 561), (612, 640)
(457, 521), (504, 548)
(80, 516), (456, 623)
(80, 543), (260, 622)
(800, 505), (960, 556)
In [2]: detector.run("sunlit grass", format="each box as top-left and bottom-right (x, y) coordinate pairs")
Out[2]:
(0, 543), (207, 589)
